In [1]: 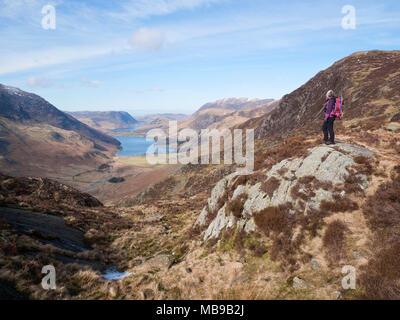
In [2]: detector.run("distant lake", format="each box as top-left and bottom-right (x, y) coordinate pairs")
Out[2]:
(114, 127), (175, 157)
(116, 135), (154, 156)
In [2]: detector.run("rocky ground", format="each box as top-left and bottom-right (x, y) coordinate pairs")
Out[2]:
(0, 117), (399, 300)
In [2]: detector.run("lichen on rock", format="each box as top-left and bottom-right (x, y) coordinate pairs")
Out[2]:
(197, 143), (374, 242)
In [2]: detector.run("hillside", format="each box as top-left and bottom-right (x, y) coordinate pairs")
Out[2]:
(197, 97), (274, 113)
(135, 113), (189, 123)
(67, 111), (138, 132)
(2, 122), (399, 300)
(245, 50), (400, 139)
(208, 100), (280, 131)
(133, 100), (277, 135)
(0, 85), (120, 188)
(133, 113), (190, 135)
(180, 98), (278, 132)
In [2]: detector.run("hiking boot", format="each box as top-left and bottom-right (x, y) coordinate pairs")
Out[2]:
(324, 141), (331, 145)
(330, 141), (336, 145)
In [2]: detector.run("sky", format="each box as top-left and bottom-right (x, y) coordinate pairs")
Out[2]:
(1, 0), (400, 115)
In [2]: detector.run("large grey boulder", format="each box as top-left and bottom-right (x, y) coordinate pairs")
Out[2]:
(197, 143), (373, 242)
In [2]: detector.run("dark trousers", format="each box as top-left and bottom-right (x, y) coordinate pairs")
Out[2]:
(322, 117), (335, 143)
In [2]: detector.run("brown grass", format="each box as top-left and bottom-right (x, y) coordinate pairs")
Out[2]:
(313, 179), (333, 191)
(254, 205), (291, 236)
(254, 204), (306, 272)
(290, 175), (317, 202)
(230, 175), (250, 190)
(226, 193), (248, 218)
(343, 174), (364, 195)
(260, 176), (280, 198)
(299, 208), (328, 238)
(213, 285), (270, 300)
(358, 243), (400, 300)
(322, 220), (348, 265)
(251, 188), (355, 271)
(320, 194), (359, 213)
(358, 166), (400, 299)
(363, 166), (400, 229)
(254, 136), (313, 171)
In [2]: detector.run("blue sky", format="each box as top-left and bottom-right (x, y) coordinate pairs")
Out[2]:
(1, 0), (400, 115)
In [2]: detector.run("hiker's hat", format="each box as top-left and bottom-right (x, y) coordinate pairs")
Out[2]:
(327, 90), (335, 97)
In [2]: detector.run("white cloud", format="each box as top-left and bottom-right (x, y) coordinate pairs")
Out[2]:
(0, 42), (127, 75)
(1, 0), (399, 77)
(27, 76), (53, 88)
(0, 0), (62, 24)
(134, 87), (164, 94)
(114, 0), (223, 20)
(81, 77), (101, 87)
(131, 28), (165, 50)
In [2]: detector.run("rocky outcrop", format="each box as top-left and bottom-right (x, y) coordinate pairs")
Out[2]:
(0, 173), (102, 208)
(196, 143), (374, 241)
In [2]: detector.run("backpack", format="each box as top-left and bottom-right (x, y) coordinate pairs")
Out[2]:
(331, 96), (344, 120)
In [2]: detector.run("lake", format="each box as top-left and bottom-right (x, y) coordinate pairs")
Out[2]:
(115, 127), (175, 157)
(115, 135), (154, 156)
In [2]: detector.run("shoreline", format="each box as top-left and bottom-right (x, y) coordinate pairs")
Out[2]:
(108, 131), (147, 137)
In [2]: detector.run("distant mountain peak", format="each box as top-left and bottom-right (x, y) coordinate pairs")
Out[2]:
(197, 97), (275, 113)
(67, 111), (138, 132)
(0, 84), (26, 97)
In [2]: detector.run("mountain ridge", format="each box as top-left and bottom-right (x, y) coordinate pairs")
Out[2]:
(243, 50), (400, 139)
(0, 84), (120, 189)
(67, 111), (138, 132)
(197, 97), (275, 114)
(0, 84), (120, 147)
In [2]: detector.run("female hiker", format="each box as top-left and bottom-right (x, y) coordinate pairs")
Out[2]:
(322, 90), (336, 145)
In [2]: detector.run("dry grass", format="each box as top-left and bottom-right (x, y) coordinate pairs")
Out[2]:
(363, 166), (400, 230)
(254, 204), (305, 272)
(254, 205), (291, 236)
(260, 176), (280, 198)
(358, 243), (400, 300)
(322, 220), (348, 266)
(226, 193), (248, 218)
(213, 285), (270, 300)
(254, 136), (313, 171)
(290, 183), (316, 202)
(118, 155), (163, 168)
(358, 166), (400, 299)
(343, 174), (364, 195)
(320, 195), (359, 213)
